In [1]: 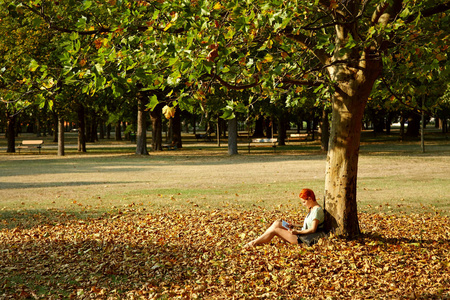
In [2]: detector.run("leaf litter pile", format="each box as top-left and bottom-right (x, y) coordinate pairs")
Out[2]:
(1, 209), (449, 299)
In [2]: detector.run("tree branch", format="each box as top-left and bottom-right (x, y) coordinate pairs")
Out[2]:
(372, 0), (403, 26)
(380, 76), (432, 117)
(282, 28), (330, 65)
(406, 1), (450, 23)
(209, 72), (261, 90)
(281, 78), (323, 87)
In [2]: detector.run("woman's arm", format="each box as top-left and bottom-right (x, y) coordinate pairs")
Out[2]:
(290, 219), (319, 235)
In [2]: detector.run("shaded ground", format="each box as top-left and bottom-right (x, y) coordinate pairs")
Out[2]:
(0, 209), (449, 299)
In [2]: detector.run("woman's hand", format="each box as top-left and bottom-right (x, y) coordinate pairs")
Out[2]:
(289, 229), (300, 235)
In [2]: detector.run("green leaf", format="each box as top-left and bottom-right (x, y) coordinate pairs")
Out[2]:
(70, 32), (79, 41)
(148, 95), (159, 110)
(83, 0), (92, 10)
(220, 110), (235, 120)
(29, 60), (39, 72)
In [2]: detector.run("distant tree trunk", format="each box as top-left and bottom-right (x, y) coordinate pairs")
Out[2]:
(421, 99), (425, 153)
(253, 117), (265, 137)
(106, 124), (111, 139)
(77, 104), (87, 152)
(385, 112), (393, 135)
(264, 117), (272, 138)
(399, 114), (406, 140)
(216, 115), (221, 147)
(99, 119), (105, 139)
(115, 122), (122, 141)
(58, 117), (65, 156)
(6, 113), (16, 153)
(228, 117), (238, 155)
(440, 118), (448, 133)
(277, 116), (287, 146)
(136, 96), (149, 155)
(90, 113), (98, 142)
(172, 106), (182, 148)
(406, 113), (421, 137)
(150, 103), (163, 151)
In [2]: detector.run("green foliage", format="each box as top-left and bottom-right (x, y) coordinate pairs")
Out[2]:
(1, 0), (449, 131)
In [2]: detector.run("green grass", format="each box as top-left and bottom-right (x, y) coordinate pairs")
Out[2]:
(1, 129), (449, 229)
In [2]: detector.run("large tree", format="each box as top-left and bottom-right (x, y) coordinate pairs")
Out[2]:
(165, 0), (449, 235)
(7, 0), (449, 236)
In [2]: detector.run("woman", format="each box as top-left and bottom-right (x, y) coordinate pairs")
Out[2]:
(245, 188), (325, 247)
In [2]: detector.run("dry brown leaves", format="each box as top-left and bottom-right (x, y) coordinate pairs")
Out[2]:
(1, 209), (449, 299)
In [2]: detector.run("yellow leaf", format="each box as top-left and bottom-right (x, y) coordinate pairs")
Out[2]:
(263, 53), (273, 63)
(163, 22), (172, 31)
(213, 2), (222, 10)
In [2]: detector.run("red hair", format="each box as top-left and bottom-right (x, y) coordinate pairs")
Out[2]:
(299, 188), (316, 201)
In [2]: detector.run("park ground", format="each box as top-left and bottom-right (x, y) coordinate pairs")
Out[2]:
(0, 129), (449, 299)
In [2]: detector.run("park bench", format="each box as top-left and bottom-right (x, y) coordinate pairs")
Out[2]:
(287, 133), (310, 143)
(247, 138), (277, 153)
(162, 143), (177, 150)
(195, 133), (211, 142)
(17, 140), (44, 154)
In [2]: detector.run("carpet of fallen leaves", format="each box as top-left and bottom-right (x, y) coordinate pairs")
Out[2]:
(1, 209), (449, 299)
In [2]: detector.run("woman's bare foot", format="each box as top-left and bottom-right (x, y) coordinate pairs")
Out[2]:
(243, 241), (256, 248)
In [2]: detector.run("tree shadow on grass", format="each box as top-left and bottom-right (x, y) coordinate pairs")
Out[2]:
(0, 233), (200, 299)
(0, 209), (108, 230)
(0, 180), (137, 190)
(358, 231), (450, 246)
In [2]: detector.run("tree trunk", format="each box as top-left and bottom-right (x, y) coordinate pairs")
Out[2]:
(150, 103), (163, 151)
(421, 99), (425, 153)
(99, 119), (105, 139)
(216, 116), (221, 147)
(228, 117), (238, 155)
(325, 93), (365, 236)
(172, 106), (182, 148)
(6, 113), (16, 153)
(135, 96), (149, 155)
(58, 116), (65, 156)
(77, 104), (87, 152)
(90, 113), (98, 142)
(277, 116), (287, 146)
(252, 117), (265, 137)
(106, 124), (111, 139)
(324, 37), (382, 236)
(406, 113), (421, 137)
(115, 122), (122, 141)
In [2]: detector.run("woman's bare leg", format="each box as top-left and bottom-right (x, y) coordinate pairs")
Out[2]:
(246, 220), (298, 247)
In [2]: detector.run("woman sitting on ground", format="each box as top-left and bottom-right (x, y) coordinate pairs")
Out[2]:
(245, 188), (324, 247)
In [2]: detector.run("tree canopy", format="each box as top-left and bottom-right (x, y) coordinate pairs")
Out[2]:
(2, 0), (449, 236)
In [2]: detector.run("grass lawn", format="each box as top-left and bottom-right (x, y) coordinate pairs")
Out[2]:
(0, 129), (449, 299)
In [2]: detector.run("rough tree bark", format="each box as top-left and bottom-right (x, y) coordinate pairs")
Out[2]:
(172, 106), (182, 148)
(228, 117), (238, 155)
(6, 113), (16, 153)
(319, 1), (389, 236)
(150, 103), (163, 151)
(58, 117), (65, 156)
(135, 94), (149, 155)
